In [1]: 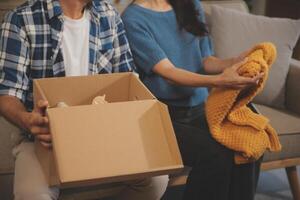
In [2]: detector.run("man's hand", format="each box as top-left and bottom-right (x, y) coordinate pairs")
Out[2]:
(23, 100), (52, 148)
(0, 96), (52, 148)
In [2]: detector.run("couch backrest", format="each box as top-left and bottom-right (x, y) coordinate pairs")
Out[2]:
(111, 0), (249, 15)
(0, 0), (248, 22)
(112, 0), (300, 60)
(200, 0), (249, 31)
(201, 0), (249, 15)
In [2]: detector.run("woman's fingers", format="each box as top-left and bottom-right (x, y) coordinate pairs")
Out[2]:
(219, 60), (265, 89)
(228, 72), (264, 89)
(236, 76), (257, 85)
(237, 72), (264, 84)
(252, 73), (264, 82)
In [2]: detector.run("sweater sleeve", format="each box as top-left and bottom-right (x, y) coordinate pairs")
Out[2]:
(122, 19), (167, 75)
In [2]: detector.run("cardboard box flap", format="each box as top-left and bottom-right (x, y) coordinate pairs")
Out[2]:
(47, 100), (182, 184)
(34, 73), (155, 107)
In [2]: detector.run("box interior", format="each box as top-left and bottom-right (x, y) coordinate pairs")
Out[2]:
(47, 101), (182, 183)
(34, 73), (155, 107)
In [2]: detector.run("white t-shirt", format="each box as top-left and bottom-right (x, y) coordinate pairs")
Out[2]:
(62, 10), (90, 77)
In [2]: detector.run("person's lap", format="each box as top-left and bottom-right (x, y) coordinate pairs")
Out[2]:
(13, 140), (168, 200)
(169, 105), (262, 200)
(13, 141), (60, 200)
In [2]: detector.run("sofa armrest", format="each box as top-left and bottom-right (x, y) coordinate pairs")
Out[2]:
(286, 58), (300, 115)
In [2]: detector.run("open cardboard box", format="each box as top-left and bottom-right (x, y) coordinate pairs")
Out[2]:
(33, 72), (183, 188)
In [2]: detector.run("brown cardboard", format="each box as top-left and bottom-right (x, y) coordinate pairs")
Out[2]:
(33, 73), (183, 188)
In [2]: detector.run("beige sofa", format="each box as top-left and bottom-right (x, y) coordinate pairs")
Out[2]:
(0, 0), (300, 200)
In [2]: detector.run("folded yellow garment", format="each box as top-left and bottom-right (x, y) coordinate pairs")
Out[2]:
(205, 42), (282, 164)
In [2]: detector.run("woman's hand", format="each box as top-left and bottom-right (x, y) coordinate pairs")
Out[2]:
(203, 49), (253, 74)
(214, 58), (264, 89)
(152, 58), (263, 89)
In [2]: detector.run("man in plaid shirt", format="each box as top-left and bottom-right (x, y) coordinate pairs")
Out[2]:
(0, 0), (168, 199)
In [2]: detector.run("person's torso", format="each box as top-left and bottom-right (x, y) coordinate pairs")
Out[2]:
(10, 0), (122, 109)
(122, 4), (210, 107)
(62, 10), (90, 77)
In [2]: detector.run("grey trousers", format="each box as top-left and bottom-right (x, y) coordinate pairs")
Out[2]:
(13, 140), (169, 200)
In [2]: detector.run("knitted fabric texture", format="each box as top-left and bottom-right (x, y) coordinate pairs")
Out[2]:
(205, 42), (282, 164)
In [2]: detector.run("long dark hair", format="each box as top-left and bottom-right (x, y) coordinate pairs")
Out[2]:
(168, 0), (208, 37)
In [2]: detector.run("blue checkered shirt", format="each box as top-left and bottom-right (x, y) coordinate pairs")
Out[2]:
(0, 0), (134, 111)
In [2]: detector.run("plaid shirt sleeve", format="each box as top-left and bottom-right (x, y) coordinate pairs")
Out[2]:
(111, 11), (135, 73)
(0, 11), (30, 103)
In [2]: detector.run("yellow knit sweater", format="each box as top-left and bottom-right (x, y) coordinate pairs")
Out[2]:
(205, 42), (282, 164)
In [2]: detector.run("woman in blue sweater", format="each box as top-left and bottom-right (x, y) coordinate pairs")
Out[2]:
(122, 0), (263, 200)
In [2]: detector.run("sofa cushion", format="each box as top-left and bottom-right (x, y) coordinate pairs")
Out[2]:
(209, 5), (300, 109)
(254, 104), (300, 162)
(0, 117), (21, 174)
